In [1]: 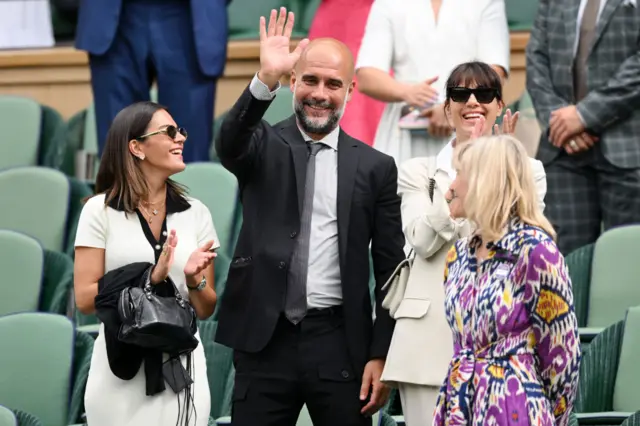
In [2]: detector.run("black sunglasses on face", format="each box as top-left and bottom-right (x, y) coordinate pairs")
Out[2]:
(448, 87), (498, 104)
(138, 125), (188, 141)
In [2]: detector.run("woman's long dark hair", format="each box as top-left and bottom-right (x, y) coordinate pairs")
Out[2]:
(444, 61), (504, 110)
(94, 101), (186, 212)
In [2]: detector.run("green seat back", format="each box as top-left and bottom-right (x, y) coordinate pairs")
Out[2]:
(228, 0), (302, 40)
(0, 167), (70, 252)
(505, 0), (539, 31)
(0, 313), (74, 426)
(0, 96), (42, 170)
(40, 249), (74, 315)
(39, 105), (67, 172)
(12, 410), (43, 426)
(0, 230), (43, 315)
(613, 306), (640, 411)
(197, 320), (234, 419)
(83, 104), (99, 156)
(172, 164), (239, 254)
(0, 406), (16, 426)
(564, 243), (594, 327)
(64, 178), (94, 258)
(297, 0), (321, 35)
(263, 87), (294, 125)
(588, 226), (640, 327)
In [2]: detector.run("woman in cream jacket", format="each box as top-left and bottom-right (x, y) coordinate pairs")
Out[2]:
(380, 62), (547, 425)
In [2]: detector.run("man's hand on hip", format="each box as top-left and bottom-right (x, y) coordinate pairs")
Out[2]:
(359, 359), (390, 416)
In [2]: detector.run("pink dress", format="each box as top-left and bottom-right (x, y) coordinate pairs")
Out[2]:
(307, 0), (385, 146)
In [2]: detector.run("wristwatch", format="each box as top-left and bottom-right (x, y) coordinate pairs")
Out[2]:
(188, 275), (206, 292)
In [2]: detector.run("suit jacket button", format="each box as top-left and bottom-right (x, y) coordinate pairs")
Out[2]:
(290, 231), (297, 238)
(341, 370), (349, 379)
(279, 261), (286, 269)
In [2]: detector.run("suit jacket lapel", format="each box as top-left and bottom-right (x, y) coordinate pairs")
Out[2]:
(337, 132), (359, 268)
(590, 0), (624, 55)
(279, 116), (308, 216)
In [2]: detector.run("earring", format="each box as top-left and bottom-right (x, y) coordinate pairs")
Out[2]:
(138, 155), (145, 160)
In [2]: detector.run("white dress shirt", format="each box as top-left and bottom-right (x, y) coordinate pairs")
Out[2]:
(249, 75), (343, 308)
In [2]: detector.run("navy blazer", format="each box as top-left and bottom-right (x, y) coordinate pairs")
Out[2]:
(75, 0), (230, 77)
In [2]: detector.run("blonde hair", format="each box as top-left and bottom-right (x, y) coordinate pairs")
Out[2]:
(457, 135), (555, 242)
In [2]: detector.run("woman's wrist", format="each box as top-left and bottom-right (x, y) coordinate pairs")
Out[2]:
(150, 267), (165, 285)
(185, 273), (201, 289)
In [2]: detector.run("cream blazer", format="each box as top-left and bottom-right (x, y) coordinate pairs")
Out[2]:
(381, 155), (547, 387)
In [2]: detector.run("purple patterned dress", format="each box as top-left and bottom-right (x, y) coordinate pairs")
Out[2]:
(433, 219), (581, 426)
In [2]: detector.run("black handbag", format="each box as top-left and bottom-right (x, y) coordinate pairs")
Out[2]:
(117, 266), (198, 353)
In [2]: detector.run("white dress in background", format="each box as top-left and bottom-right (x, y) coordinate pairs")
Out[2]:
(75, 193), (219, 426)
(356, 0), (510, 165)
(0, 0), (54, 49)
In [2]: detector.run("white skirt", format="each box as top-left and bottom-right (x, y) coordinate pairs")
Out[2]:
(84, 325), (210, 426)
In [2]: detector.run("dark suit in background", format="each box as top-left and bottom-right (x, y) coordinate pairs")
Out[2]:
(526, 0), (640, 254)
(75, 0), (230, 162)
(215, 84), (405, 425)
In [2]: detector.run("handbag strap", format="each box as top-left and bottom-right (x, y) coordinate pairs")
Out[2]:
(143, 266), (187, 308)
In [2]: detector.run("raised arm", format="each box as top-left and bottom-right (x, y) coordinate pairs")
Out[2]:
(399, 157), (463, 259)
(215, 7), (309, 181)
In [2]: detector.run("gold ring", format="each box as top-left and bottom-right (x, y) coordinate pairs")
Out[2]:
(162, 244), (168, 256)
(570, 140), (578, 150)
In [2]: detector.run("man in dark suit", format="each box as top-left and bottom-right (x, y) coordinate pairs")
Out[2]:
(75, 0), (230, 162)
(526, 0), (640, 255)
(214, 7), (406, 426)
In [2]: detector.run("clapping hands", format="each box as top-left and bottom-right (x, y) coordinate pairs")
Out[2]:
(469, 109), (519, 140)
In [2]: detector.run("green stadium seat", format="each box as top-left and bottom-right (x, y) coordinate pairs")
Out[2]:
(505, 0), (539, 31)
(0, 313), (74, 426)
(227, 0), (306, 40)
(0, 167), (69, 253)
(172, 162), (240, 258)
(574, 307), (640, 424)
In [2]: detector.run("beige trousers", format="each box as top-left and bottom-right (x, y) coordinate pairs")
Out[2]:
(398, 383), (441, 426)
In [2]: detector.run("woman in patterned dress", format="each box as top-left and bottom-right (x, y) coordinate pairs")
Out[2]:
(434, 135), (581, 425)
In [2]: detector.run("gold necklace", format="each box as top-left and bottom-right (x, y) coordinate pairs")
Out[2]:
(139, 202), (164, 224)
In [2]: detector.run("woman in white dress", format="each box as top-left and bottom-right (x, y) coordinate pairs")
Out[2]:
(356, 0), (510, 165)
(380, 62), (547, 425)
(73, 102), (218, 426)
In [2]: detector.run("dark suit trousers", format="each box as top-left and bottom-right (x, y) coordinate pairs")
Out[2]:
(543, 144), (640, 255)
(231, 307), (371, 426)
(88, 0), (215, 163)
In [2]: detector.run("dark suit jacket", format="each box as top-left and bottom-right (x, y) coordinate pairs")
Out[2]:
(526, 0), (640, 168)
(214, 86), (406, 377)
(74, 0), (230, 77)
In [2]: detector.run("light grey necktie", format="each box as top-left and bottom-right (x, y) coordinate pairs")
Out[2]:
(285, 142), (324, 324)
(574, 0), (601, 101)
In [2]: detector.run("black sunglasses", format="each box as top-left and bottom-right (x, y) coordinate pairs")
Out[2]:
(448, 87), (498, 104)
(138, 125), (188, 141)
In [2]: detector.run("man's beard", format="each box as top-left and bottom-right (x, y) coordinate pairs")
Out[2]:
(292, 85), (347, 135)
